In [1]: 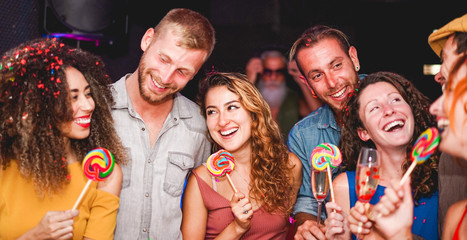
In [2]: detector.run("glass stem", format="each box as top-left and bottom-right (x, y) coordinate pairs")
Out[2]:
(316, 201), (322, 225)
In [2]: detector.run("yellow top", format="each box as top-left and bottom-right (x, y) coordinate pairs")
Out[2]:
(0, 161), (119, 240)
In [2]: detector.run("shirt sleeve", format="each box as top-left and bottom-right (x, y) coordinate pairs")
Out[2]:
(287, 125), (321, 218)
(84, 189), (119, 240)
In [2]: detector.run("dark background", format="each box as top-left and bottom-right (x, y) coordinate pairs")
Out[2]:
(1, 0), (466, 102)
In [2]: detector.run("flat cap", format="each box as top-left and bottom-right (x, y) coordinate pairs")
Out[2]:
(428, 14), (467, 57)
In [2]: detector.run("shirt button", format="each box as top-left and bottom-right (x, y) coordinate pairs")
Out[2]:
(145, 193), (149, 197)
(143, 228), (147, 232)
(174, 117), (177, 121)
(141, 127), (145, 131)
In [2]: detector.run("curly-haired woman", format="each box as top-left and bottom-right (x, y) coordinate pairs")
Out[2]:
(181, 72), (302, 239)
(324, 71), (439, 240)
(0, 38), (126, 239)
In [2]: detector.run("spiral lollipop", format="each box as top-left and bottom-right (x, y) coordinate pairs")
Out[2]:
(311, 143), (342, 170)
(207, 150), (235, 177)
(311, 143), (342, 203)
(82, 148), (115, 181)
(411, 127), (440, 164)
(206, 150), (238, 192)
(400, 127), (440, 185)
(73, 148), (116, 210)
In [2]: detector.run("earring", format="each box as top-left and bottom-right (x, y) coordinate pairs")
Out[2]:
(355, 66), (360, 71)
(311, 89), (317, 98)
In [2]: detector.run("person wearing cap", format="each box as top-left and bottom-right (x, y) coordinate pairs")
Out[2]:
(428, 13), (467, 238)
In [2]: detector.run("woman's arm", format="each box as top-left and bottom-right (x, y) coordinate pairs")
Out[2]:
(96, 163), (123, 196)
(181, 168), (209, 240)
(289, 152), (303, 206)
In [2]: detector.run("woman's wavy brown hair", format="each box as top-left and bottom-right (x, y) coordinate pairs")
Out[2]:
(0, 38), (127, 196)
(339, 71), (438, 200)
(197, 72), (294, 215)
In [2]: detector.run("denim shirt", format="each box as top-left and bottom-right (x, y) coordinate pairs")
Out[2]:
(111, 75), (211, 240)
(287, 104), (341, 219)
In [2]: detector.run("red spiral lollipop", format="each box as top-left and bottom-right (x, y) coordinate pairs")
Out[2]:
(73, 148), (115, 210)
(82, 147), (115, 181)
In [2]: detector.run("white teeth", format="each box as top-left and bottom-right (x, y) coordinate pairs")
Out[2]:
(437, 119), (450, 129)
(384, 120), (404, 131)
(152, 76), (166, 89)
(331, 87), (346, 98)
(221, 128), (238, 136)
(75, 118), (91, 124)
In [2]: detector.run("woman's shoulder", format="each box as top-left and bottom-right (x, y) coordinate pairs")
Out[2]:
(96, 163), (123, 196)
(446, 198), (467, 218)
(333, 171), (349, 187)
(192, 164), (213, 188)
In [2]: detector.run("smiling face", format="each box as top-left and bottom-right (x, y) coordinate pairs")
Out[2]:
(137, 28), (208, 104)
(59, 67), (95, 140)
(297, 38), (360, 114)
(430, 56), (467, 159)
(205, 86), (252, 155)
(357, 82), (415, 151)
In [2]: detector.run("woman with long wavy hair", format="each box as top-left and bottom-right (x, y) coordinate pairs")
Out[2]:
(181, 72), (302, 239)
(324, 71), (439, 240)
(0, 38), (126, 239)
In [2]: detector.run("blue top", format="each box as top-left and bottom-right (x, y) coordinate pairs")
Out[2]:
(287, 104), (341, 219)
(346, 171), (438, 240)
(288, 74), (366, 219)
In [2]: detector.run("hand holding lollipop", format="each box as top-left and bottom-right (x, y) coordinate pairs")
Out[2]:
(311, 143), (342, 202)
(206, 149), (237, 192)
(400, 127), (439, 185)
(72, 147), (115, 210)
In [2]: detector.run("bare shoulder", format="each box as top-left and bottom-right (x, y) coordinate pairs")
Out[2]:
(191, 164), (213, 188)
(333, 172), (348, 188)
(446, 198), (467, 219)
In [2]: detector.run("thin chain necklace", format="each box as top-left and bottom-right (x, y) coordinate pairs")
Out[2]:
(234, 170), (251, 187)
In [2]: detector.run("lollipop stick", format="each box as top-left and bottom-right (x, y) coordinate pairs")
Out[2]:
(326, 165), (335, 202)
(399, 160), (417, 186)
(225, 174), (238, 193)
(72, 179), (92, 211)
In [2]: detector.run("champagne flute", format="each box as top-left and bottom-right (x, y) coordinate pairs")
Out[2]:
(311, 168), (330, 225)
(355, 147), (381, 239)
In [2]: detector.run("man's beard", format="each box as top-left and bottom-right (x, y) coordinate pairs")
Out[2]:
(257, 79), (288, 109)
(137, 59), (173, 104)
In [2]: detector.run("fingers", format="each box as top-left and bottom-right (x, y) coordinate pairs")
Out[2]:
(348, 204), (372, 236)
(36, 210), (77, 239)
(294, 219), (326, 240)
(230, 192), (253, 224)
(324, 201), (342, 215)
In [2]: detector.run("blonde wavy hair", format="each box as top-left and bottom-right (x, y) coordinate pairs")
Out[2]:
(197, 72), (294, 215)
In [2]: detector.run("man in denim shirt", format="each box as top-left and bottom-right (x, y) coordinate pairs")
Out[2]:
(288, 25), (364, 239)
(111, 9), (215, 239)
